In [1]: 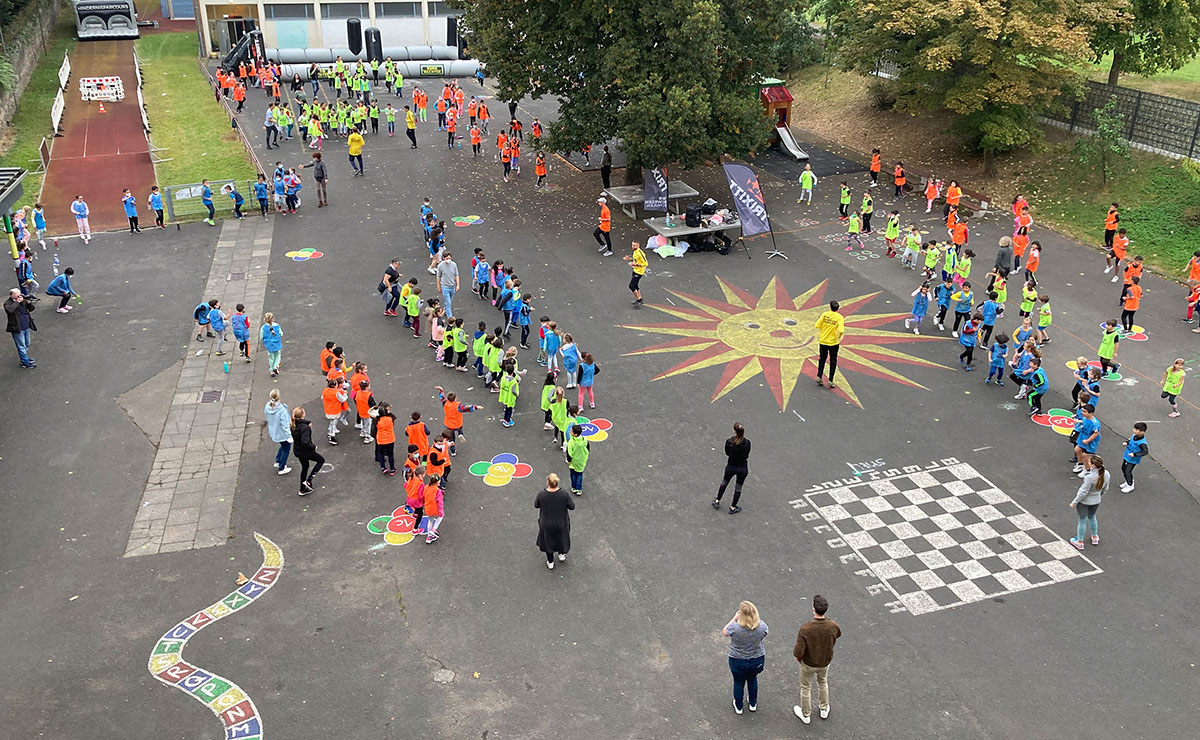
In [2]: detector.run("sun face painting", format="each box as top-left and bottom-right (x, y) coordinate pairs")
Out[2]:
(621, 277), (946, 409)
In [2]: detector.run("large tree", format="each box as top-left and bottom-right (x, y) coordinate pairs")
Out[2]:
(838, 0), (1125, 174)
(458, 0), (795, 173)
(1091, 0), (1200, 86)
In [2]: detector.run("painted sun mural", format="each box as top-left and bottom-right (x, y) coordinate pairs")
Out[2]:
(621, 277), (946, 409)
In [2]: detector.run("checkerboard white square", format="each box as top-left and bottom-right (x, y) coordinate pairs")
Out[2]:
(805, 462), (1102, 615)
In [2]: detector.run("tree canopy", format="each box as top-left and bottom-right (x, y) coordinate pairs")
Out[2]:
(1090, 0), (1200, 85)
(458, 0), (796, 170)
(837, 0), (1126, 172)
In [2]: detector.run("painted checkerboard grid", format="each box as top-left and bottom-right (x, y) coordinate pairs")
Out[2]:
(805, 462), (1102, 615)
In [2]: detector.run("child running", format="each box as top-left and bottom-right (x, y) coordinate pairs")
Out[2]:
(1161, 358), (1186, 418)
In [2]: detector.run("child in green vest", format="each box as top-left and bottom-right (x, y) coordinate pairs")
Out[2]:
(845, 211), (863, 252)
(1037, 294), (1053, 345)
(923, 241), (942, 280)
(406, 287), (422, 337)
(797, 164), (816, 204)
(884, 211), (900, 257)
(541, 374), (559, 430)
(566, 425), (590, 495)
(838, 182), (851, 220)
(499, 362), (520, 427)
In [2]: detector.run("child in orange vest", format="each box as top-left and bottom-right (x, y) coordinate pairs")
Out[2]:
(436, 386), (481, 455)
(1185, 283), (1200, 324)
(1024, 241), (1042, 286)
(924, 178), (940, 213)
(372, 401), (397, 474)
(354, 378), (375, 443)
(417, 474), (443, 543)
(321, 378), (347, 444)
(320, 341), (335, 374)
(405, 411), (431, 457)
(403, 444), (421, 480)
(429, 432), (452, 486)
(405, 465), (426, 523)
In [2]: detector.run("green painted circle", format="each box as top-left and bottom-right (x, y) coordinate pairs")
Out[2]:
(468, 461), (493, 476)
(367, 516), (392, 534)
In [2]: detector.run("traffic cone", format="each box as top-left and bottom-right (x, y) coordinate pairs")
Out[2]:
(98, 101), (106, 113)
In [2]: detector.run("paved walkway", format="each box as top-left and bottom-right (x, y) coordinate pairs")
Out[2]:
(125, 218), (274, 556)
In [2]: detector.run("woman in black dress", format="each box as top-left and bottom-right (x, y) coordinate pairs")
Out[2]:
(535, 473), (575, 570)
(713, 422), (750, 514)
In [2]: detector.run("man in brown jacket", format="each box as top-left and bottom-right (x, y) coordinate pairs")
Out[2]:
(792, 594), (841, 723)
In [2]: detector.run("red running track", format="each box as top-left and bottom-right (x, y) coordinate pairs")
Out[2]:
(41, 40), (157, 235)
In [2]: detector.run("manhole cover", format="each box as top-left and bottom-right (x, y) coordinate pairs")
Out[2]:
(201, 390), (224, 403)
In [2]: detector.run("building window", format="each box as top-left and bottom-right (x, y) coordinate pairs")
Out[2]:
(321, 2), (369, 18)
(427, 1), (453, 16)
(375, 1), (420, 17)
(264, 3), (315, 19)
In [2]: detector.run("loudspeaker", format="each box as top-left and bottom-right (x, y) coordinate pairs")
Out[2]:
(347, 18), (362, 55)
(365, 27), (383, 63)
(447, 16), (458, 47)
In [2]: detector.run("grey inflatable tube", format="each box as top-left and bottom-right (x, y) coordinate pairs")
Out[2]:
(281, 59), (480, 80)
(266, 46), (458, 64)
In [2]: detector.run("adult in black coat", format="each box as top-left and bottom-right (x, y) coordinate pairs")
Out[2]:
(535, 473), (574, 570)
(291, 407), (326, 496)
(5, 288), (37, 368)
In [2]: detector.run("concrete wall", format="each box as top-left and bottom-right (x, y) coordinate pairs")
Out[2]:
(0, 0), (66, 127)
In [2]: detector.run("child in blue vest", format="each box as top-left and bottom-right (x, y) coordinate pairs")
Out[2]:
(985, 332), (1009, 385)
(201, 180), (215, 225)
(253, 176), (269, 218)
(193, 299), (214, 341)
(560, 334), (580, 388)
(905, 282), (931, 335)
(231, 303), (251, 361)
(1120, 422), (1148, 492)
(474, 256), (490, 300)
(518, 293), (533, 348)
(224, 184), (246, 220)
(503, 290), (523, 337)
(577, 352), (599, 408)
(32, 203), (47, 247)
(950, 282), (973, 337)
(978, 291), (999, 347)
(544, 321), (562, 374)
(147, 187), (165, 228)
(958, 313), (980, 371)
(1027, 358), (1049, 416)
(207, 300), (229, 355)
(934, 278), (953, 331)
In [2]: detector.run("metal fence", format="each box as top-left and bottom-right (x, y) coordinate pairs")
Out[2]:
(1044, 81), (1200, 160)
(164, 180), (257, 221)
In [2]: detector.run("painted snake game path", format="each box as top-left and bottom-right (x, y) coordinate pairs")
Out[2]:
(796, 461), (1101, 615)
(147, 533), (283, 739)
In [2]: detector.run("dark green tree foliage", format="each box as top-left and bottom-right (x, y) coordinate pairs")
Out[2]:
(1091, 0), (1200, 85)
(458, 0), (794, 169)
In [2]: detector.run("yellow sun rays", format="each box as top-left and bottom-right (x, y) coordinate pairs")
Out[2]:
(620, 277), (948, 410)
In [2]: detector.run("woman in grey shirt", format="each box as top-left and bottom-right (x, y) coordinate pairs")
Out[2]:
(722, 600), (767, 715)
(1070, 454), (1110, 549)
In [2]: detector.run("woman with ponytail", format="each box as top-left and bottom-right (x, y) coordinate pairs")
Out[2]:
(713, 422), (751, 514)
(1069, 454), (1109, 549)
